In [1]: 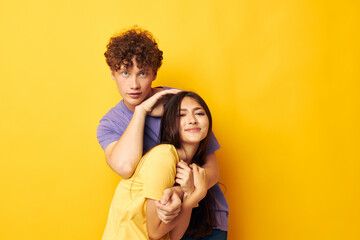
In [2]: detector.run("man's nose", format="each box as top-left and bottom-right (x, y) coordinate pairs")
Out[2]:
(130, 76), (140, 89)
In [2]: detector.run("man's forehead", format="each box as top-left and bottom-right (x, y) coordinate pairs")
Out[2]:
(120, 64), (150, 71)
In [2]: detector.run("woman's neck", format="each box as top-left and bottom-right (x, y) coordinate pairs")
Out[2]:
(176, 143), (199, 164)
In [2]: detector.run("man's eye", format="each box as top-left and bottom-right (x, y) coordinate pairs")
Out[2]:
(140, 72), (147, 76)
(122, 72), (128, 76)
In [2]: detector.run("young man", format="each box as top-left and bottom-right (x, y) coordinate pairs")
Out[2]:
(97, 27), (228, 239)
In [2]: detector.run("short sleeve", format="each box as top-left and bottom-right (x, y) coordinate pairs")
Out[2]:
(97, 118), (124, 150)
(142, 145), (178, 201)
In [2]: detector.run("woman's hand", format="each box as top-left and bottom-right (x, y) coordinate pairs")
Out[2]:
(191, 164), (207, 201)
(175, 160), (195, 198)
(137, 89), (181, 117)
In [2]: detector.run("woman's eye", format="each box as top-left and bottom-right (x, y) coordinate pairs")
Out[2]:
(196, 112), (205, 116)
(140, 72), (147, 76)
(177, 114), (186, 117)
(122, 72), (128, 76)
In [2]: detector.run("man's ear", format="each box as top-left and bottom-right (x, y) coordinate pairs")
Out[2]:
(110, 70), (116, 81)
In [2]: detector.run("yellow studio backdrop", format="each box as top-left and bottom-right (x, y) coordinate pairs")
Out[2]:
(1, 0), (359, 239)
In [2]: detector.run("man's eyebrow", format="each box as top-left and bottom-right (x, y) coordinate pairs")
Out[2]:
(119, 66), (129, 70)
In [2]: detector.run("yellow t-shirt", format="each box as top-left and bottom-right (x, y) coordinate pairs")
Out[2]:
(102, 144), (179, 240)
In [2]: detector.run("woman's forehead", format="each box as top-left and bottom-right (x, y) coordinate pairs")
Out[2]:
(180, 97), (203, 109)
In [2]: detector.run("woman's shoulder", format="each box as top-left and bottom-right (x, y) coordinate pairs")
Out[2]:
(149, 144), (176, 154)
(143, 144), (178, 162)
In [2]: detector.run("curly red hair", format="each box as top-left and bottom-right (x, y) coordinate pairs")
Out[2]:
(104, 26), (163, 74)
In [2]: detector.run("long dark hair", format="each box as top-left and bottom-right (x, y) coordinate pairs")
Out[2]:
(160, 91), (216, 238)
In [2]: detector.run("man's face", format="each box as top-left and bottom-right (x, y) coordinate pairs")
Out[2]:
(111, 58), (156, 111)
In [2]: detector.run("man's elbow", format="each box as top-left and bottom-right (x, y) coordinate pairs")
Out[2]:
(106, 156), (134, 179)
(214, 169), (220, 183)
(207, 168), (220, 188)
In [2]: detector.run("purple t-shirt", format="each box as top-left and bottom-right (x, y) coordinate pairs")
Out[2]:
(97, 88), (229, 231)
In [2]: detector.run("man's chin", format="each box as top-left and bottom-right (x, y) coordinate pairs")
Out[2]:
(124, 97), (144, 109)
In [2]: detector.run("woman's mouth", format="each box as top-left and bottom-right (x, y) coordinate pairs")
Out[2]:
(185, 128), (201, 132)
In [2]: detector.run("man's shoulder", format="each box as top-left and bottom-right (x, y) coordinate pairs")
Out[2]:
(100, 100), (131, 122)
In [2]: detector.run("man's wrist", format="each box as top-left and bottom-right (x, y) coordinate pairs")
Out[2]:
(183, 192), (191, 200)
(134, 105), (148, 115)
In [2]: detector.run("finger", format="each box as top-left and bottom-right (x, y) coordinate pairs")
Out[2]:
(175, 173), (190, 183)
(177, 161), (189, 169)
(157, 208), (181, 220)
(160, 207), (180, 218)
(177, 164), (192, 173)
(157, 204), (177, 213)
(192, 164), (199, 173)
(156, 199), (181, 213)
(197, 165), (206, 175)
(157, 209), (180, 218)
(156, 89), (182, 99)
(175, 174), (185, 181)
(157, 210), (178, 224)
(175, 178), (183, 186)
(145, 89), (179, 106)
(176, 168), (188, 176)
(159, 213), (178, 224)
(160, 189), (172, 205)
(162, 89), (182, 95)
(176, 171), (192, 181)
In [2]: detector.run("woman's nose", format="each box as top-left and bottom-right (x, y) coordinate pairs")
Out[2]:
(188, 114), (197, 124)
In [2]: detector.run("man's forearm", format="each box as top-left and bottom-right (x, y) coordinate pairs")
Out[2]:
(105, 107), (147, 178)
(203, 152), (220, 188)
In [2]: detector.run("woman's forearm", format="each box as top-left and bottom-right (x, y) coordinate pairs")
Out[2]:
(147, 191), (203, 240)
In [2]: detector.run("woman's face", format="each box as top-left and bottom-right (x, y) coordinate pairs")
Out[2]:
(178, 97), (209, 146)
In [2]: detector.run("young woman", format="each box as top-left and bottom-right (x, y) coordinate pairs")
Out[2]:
(102, 91), (216, 240)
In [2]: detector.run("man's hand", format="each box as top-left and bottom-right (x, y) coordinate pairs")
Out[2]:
(155, 187), (182, 224)
(138, 89), (181, 117)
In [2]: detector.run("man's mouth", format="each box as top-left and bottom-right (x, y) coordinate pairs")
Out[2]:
(128, 92), (142, 98)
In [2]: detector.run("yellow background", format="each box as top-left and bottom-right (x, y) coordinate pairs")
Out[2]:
(1, 0), (359, 239)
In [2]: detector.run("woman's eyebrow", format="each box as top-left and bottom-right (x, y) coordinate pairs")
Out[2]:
(180, 107), (203, 111)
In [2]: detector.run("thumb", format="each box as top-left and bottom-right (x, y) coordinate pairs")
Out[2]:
(161, 189), (171, 204)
